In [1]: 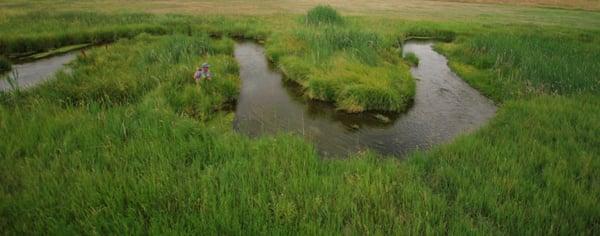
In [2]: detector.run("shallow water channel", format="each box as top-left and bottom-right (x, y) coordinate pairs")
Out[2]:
(0, 52), (78, 91)
(1, 41), (494, 156)
(233, 41), (496, 157)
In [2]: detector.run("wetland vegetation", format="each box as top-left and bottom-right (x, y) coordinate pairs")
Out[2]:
(0, 1), (599, 234)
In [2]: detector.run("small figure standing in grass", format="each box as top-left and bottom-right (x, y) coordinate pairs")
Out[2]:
(193, 67), (202, 85)
(193, 62), (212, 86)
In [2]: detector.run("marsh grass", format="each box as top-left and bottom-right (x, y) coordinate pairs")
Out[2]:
(306, 53), (415, 112)
(1, 33), (238, 111)
(0, 11), (169, 55)
(437, 28), (600, 102)
(305, 5), (343, 26)
(404, 52), (419, 66)
(265, 6), (418, 112)
(163, 53), (240, 121)
(409, 94), (600, 234)
(0, 11), (268, 57)
(0, 32), (425, 234)
(0, 6), (598, 235)
(404, 26), (456, 42)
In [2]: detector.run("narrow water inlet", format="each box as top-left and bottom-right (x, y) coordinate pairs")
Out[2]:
(0, 52), (78, 91)
(233, 41), (497, 157)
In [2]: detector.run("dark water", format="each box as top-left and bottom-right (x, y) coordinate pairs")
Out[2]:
(0, 52), (78, 91)
(234, 41), (496, 157)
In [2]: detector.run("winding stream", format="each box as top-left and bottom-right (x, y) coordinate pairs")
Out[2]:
(0, 52), (77, 91)
(1, 41), (495, 157)
(233, 41), (496, 157)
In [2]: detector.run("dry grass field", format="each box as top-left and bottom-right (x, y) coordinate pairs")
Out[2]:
(1, 1), (599, 28)
(438, 0), (599, 10)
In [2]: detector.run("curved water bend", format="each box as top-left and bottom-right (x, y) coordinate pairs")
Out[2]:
(0, 52), (77, 91)
(233, 41), (496, 157)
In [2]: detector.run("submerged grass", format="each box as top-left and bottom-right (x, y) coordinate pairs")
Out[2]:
(0, 5), (599, 235)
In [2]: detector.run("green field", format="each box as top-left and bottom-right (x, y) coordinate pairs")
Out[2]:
(1, 0), (599, 234)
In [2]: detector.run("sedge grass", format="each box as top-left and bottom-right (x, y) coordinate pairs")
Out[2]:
(266, 7), (417, 112)
(0, 5), (598, 235)
(305, 5), (344, 26)
(404, 52), (419, 66)
(437, 27), (600, 102)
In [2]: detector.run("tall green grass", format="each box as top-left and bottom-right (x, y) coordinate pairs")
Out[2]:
(1, 33), (238, 111)
(295, 26), (383, 65)
(266, 6), (416, 112)
(1, 32), (424, 234)
(438, 28), (600, 102)
(0, 12), (268, 57)
(305, 53), (414, 112)
(404, 26), (456, 42)
(1, 36), (597, 233)
(404, 52), (419, 66)
(0, 11), (168, 55)
(0, 7), (598, 235)
(305, 5), (343, 26)
(409, 94), (600, 234)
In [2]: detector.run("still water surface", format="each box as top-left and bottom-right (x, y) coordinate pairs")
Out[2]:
(2, 42), (495, 157)
(0, 52), (78, 91)
(233, 41), (496, 157)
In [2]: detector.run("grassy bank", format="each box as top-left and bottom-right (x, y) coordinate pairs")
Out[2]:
(0, 12), (168, 56)
(0, 11), (269, 57)
(0, 4), (599, 235)
(266, 6), (415, 112)
(437, 27), (600, 102)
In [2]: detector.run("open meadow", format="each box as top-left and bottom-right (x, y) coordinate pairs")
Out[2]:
(0, 0), (599, 234)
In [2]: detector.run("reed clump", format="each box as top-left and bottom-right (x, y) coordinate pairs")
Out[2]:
(404, 52), (419, 66)
(305, 5), (343, 26)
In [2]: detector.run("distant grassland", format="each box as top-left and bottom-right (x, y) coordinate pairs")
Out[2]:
(436, 0), (600, 10)
(1, 0), (600, 29)
(0, 2), (599, 235)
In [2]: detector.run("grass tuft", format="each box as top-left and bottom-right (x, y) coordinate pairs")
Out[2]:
(305, 5), (343, 26)
(404, 52), (419, 66)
